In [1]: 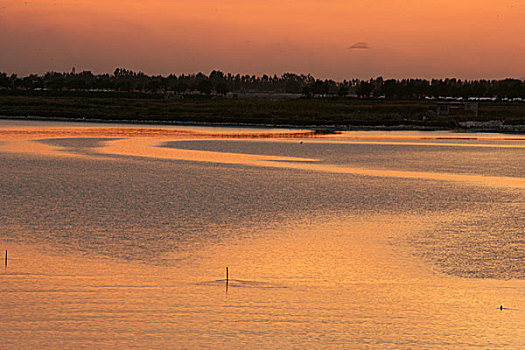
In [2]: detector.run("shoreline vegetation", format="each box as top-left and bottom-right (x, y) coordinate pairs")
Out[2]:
(1, 69), (524, 132)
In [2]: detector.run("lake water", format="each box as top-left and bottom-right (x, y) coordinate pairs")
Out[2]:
(0, 120), (524, 349)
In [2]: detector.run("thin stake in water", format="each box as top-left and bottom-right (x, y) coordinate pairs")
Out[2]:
(225, 267), (229, 294)
(4, 250), (7, 271)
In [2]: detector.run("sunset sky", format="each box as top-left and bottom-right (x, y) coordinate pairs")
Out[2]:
(1, 0), (524, 79)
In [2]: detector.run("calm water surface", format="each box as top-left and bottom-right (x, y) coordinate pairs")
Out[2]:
(0, 120), (524, 349)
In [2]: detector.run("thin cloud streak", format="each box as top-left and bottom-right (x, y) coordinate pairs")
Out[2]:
(349, 42), (369, 50)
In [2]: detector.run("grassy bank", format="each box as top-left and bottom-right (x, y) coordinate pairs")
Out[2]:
(1, 95), (524, 130)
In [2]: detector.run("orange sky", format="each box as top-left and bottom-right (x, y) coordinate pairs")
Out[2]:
(0, 0), (524, 79)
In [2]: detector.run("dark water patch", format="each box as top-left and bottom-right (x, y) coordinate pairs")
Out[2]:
(413, 204), (525, 279)
(0, 147), (523, 276)
(163, 140), (525, 178)
(37, 138), (121, 155)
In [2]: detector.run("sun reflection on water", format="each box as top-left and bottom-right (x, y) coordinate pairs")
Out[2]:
(0, 122), (524, 348)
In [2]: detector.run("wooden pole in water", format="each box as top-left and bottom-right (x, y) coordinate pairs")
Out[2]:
(4, 250), (7, 270)
(225, 266), (229, 294)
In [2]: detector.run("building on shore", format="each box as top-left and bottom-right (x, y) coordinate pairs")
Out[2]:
(437, 102), (478, 117)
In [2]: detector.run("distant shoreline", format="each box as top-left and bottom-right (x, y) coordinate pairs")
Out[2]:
(0, 114), (451, 131)
(4, 115), (525, 135)
(1, 95), (524, 134)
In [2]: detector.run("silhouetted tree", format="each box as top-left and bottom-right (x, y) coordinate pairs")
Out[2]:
(197, 80), (213, 94)
(337, 85), (349, 97)
(215, 83), (229, 95)
(356, 81), (374, 98)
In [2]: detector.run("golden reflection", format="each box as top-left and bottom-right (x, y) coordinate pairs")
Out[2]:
(0, 126), (332, 139)
(0, 139), (82, 158)
(98, 138), (525, 189)
(1, 123), (525, 348)
(98, 137), (317, 163)
(2, 214), (524, 348)
(1, 125), (524, 189)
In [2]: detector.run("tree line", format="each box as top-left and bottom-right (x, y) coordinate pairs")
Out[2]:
(0, 68), (524, 99)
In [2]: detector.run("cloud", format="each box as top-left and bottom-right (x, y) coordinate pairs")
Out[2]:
(348, 42), (369, 50)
